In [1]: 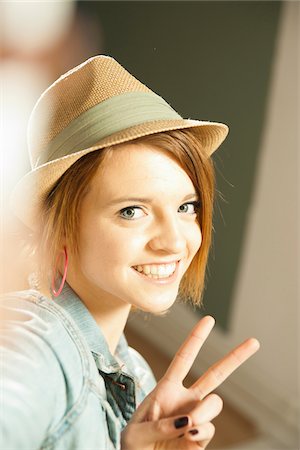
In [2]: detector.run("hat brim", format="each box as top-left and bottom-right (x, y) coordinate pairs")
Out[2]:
(10, 118), (228, 230)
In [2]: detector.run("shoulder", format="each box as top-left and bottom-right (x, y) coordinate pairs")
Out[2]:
(1, 289), (75, 341)
(0, 289), (91, 385)
(0, 289), (58, 341)
(0, 289), (98, 432)
(0, 290), (70, 446)
(1, 288), (59, 319)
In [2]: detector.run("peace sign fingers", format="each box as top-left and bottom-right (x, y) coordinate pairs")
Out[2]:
(163, 316), (215, 385)
(191, 337), (260, 399)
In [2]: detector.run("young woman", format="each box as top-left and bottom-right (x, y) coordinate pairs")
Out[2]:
(1, 56), (259, 450)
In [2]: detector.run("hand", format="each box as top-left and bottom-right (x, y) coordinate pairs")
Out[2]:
(121, 316), (260, 450)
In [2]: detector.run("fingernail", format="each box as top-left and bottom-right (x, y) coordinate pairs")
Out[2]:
(178, 434), (184, 438)
(174, 416), (189, 428)
(189, 429), (199, 435)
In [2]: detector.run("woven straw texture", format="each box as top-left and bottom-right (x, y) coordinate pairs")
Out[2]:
(11, 55), (229, 230)
(28, 56), (151, 167)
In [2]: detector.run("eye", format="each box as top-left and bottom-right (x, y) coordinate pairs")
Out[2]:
(178, 201), (201, 214)
(119, 206), (145, 220)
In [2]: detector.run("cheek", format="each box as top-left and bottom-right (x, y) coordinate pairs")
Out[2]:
(81, 236), (120, 270)
(79, 224), (144, 269)
(189, 223), (202, 257)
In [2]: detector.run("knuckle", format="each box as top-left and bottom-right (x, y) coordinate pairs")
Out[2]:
(196, 444), (205, 450)
(209, 393), (223, 409)
(121, 424), (135, 449)
(154, 418), (167, 435)
(207, 421), (216, 437)
(193, 383), (206, 400)
(231, 347), (243, 365)
(177, 349), (194, 363)
(211, 365), (225, 382)
(191, 331), (205, 345)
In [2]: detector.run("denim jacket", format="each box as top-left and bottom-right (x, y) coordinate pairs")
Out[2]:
(0, 282), (157, 450)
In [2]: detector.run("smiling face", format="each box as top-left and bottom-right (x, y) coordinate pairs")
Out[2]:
(67, 142), (202, 314)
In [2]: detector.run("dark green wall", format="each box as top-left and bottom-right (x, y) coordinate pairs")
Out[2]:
(79, 1), (281, 330)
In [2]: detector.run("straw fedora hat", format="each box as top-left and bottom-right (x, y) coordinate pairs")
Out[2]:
(10, 55), (229, 230)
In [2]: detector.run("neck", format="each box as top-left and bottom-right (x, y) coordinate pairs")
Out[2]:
(84, 291), (131, 355)
(64, 275), (131, 356)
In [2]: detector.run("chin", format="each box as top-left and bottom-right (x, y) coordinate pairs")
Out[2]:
(137, 294), (177, 315)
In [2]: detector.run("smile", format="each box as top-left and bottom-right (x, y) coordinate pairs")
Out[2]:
(132, 262), (178, 279)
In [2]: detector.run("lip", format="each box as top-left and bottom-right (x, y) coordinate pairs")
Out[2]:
(132, 259), (180, 266)
(131, 260), (181, 285)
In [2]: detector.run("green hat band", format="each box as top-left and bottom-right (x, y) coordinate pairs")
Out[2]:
(36, 91), (182, 167)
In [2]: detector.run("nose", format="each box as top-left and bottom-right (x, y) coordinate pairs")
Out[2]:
(147, 213), (186, 255)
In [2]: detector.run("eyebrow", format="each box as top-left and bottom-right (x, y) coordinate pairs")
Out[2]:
(106, 192), (199, 206)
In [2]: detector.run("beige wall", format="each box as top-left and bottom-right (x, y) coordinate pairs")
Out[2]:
(218, 1), (299, 444)
(130, 3), (299, 447)
(229, 0), (298, 419)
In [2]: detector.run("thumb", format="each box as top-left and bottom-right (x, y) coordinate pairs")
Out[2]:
(121, 415), (191, 449)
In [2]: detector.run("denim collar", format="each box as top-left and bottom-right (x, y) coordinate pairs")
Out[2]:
(53, 281), (132, 374)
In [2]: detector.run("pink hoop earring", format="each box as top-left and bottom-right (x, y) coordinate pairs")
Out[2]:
(51, 247), (68, 298)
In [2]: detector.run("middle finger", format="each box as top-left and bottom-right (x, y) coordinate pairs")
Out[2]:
(191, 337), (260, 399)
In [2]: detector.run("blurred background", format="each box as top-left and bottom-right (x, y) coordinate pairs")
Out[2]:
(0, 1), (298, 449)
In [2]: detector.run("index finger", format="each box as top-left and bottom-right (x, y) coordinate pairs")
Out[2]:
(164, 316), (215, 384)
(191, 337), (260, 399)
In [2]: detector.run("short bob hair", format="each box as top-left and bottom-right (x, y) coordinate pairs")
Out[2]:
(33, 128), (215, 307)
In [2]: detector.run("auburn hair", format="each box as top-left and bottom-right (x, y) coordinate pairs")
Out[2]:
(34, 129), (215, 306)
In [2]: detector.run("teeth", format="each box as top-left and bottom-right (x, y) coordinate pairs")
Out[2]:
(150, 265), (157, 275)
(133, 262), (177, 279)
(143, 265), (151, 275)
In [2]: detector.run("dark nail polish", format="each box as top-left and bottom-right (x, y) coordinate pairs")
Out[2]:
(189, 429), (199, 435)
(174, 416), (189, 428)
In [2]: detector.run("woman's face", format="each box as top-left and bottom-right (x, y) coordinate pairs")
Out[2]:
(70, 143), (202, 314)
